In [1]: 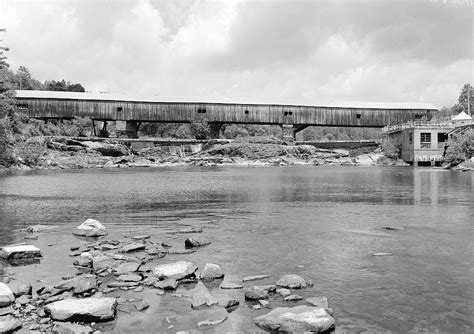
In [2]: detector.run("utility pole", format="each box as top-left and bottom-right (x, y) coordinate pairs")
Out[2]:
(468, 84), (471, 117)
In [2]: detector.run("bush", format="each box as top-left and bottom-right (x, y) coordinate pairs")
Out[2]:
(445, 130), (474, 165)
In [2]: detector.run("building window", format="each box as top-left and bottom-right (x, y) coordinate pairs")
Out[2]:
(244, 110), (249, 115)
(356, 114), (361, 119)
(420, 132), (431, 148)
(437, 133), (446, 148)
(197, 108), (206, 114)
(409, 132), (413, 144)
(117, 107), (123, 112)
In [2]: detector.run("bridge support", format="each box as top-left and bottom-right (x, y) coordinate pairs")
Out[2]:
(209, 123), (223, 139)
(116, 120), (140, 138)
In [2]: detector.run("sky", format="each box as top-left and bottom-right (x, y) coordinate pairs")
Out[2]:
(1, 0), (472, 108)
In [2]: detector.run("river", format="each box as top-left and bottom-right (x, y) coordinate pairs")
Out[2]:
(0, 166), (473, 333)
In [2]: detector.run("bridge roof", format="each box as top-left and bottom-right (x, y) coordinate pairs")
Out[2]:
(15, 90), (437, 110)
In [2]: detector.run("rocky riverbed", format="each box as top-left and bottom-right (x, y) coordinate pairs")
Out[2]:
(4, 136), (411, 172)
(0, 219), (337, 333)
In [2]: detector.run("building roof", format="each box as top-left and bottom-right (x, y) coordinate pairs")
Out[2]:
(451, 111), (472, 120)
(14, 90), (437, 110)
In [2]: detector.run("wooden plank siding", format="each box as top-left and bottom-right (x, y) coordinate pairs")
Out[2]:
(16, 97), (435, 128)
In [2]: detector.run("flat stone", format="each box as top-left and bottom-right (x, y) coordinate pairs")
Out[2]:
(134, 301), (149, 311)
(254, 305), (335, 333)
(155, 278), (178, 290)
(114, 262), (140, 275)
(372, 252), (393, 256)
(120, 243), (146, 253)
(16, 295), (30, 305)
(276, 288), (291, 297)
(53, 322), (93, 334)
(167, 249), (194, 255)
(153, 261), (198, 280)
(276, 274), (307, 289)
(259, 300), (270, 307)
(306, 296), (329, 308)
(220, 282), (243, 290)
(242, 275), (269, 282)
(244, 287), (269, 301)
(200, 263), (224, 281)
(197, 316), (227, 327)
(219, 298), (239, 309)
(73, 255), (92, 268)
(134, 286), (144, 292)
(0, 306), (13, 316)
(55, 275), (97, 295)
(107, 282), (139, 288)
(171, 227), (203, 234)
(25, 224), (59, 233)
(111, 254), (141, 262)
(0, 315), (22, 333)
(7, 282), (32, 297)
(131, 235), (151, 240)
(117, 274), (142, 282)
(383, 226), (406, 231)
(73, 219), (107, 237)
(191, 282), (218, 308)
(284, 294), (303, 301)
(45, 297), (117, 322)
(0, 283), (14, 308)
(184, 238), (210, 248)
(0, 244), (42, 261)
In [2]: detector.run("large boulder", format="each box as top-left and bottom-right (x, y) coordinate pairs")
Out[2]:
(200, 263), (224, 281)
(276, 274), (307, 289)
(0, 283), (14, 307)
(184, 238), (211, 248)
(53, 322), (93, 334)
(7, 282), (32, 297)
(73, 219), (107, 237)
(190, 282), (218, 308)
(254, 305), (335, 333)
(113, 262), (140, 275)
(153, 261), (198, 280)
(82, 141), (129, 157)
(45, 297), (117, 322)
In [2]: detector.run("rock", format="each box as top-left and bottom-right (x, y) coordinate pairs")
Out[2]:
(259, 300), (270, 307)
(155, 278), (178, 290)
(113, 262), (140, 275)
(153, 261), (198, 280)
(73, 256), (93, 268)
(0, 283), (14, 308)
(82, 141), (129, 157)
(220, 298), (239, 309)
(55, 275), (97, 295)
(45, 297), (117, 322)
(253, 305), (261, 310)
(184, 238), (210, 248)
(276, 274), (307, 289)
(25, 224), (59, 233)
(120, 243), (145, 253)
(16, 295), (30, 305)
(107, 282), (139, 288)
(284, 294), (303, 301)
(197, 317), (227, 327)
(382, 226), (406, 231)
(0, 315), (22, 333)
(372, 252), (393, 256)
(73, 219), (107, 237)
(53, 322), (93, 334)
(254, 305), (335, 333)
(244, 287), (269, 301)
(167, 249), (194, 255)
(191, 282), (218, 308)
(306, 296), (329, 308)
(171, 227), (203, 234)
(276, 288), (291, 297)
(220, 281), (243, 289)
(116, 274), (142, 282)
(0, 244), (42, 261)
(0, 306), (13, 316)
(7, 282), (32, 297)
(131, 235), (151, 240)
(134, 301), (149, 311)
(200, 263), (224, 281)
(242, 275), (269, 282)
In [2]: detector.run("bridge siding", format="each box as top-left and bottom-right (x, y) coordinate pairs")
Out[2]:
(18, 98), (432, 127)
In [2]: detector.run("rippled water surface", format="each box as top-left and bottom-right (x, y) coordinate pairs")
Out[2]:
(0, 166), (473, 333)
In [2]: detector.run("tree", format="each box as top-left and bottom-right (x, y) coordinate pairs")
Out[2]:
(458, 83), (473, 114)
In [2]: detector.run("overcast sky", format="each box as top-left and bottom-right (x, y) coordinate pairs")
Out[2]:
(1, 0), (472, 107)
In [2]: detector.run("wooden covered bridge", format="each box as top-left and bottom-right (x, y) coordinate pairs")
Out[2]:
(15, 90), (437, 140)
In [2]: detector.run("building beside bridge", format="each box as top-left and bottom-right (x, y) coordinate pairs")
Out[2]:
(14, 90), (437, 142)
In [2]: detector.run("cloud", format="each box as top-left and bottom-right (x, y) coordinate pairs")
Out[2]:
(1, 0), (471, 108)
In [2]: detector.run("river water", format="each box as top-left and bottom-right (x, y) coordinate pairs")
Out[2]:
(0, 166), (473, 333)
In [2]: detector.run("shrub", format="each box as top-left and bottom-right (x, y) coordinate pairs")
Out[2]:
(445, 130), (474, 165)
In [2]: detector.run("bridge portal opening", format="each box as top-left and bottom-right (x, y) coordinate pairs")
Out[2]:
(356, 114), (361, 119)
(117, 107), (123, 112)
(244, 110), (249, 115)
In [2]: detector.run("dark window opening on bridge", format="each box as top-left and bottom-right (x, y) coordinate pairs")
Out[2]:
(284, 111), (293, 116)
(117, 107), (123, 112)
(414, 114), (424, 121)
(356, 114), (361, 119)
(420, 132), (431, 148)
(197, 108), (207, 114)
(244, 110), (249, 115)
(16, 104), (29, 110)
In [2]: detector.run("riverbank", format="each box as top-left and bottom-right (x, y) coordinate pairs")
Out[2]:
(2, 136), (414, 172)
